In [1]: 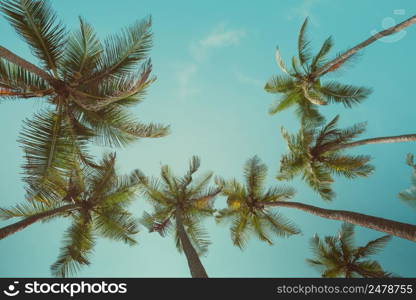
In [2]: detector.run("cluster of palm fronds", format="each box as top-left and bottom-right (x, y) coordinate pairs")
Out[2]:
(1, 0), (415, 278)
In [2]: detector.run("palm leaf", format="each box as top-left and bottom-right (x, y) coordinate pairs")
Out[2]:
(1, 0), (66, 72)
(83, 17), (152, 84)
(50, 219), (94, 277)
(297, 17), (312, 67)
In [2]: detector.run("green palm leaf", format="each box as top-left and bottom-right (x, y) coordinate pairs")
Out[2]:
(1, 0), (66, 73)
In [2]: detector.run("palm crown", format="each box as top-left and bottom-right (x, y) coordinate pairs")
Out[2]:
(0, 0), (169, 202)
(138, 156), (221, 256)
(307, 223), (392, 278)
(265, 18), (371, 125)
(215, 156), (300, 249)
(1, 153), (141, 277)
(278, 115), (374, 200)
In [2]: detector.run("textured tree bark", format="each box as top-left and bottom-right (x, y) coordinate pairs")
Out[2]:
(312, 15), (416, 78)
(0, 46), (55, 83)
(331, 134), (416, 151)
(0, 204), (77, 240)
(175, 209), (208, 278)
(262, 201), (416, 242)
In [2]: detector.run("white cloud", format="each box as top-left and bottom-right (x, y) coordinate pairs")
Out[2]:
(190, 23), (246, 62)
(235, 71), (263, 88)
(174, 23), (246, 100)
(176, 63), (198, 99)
(288, 0), (323, 25)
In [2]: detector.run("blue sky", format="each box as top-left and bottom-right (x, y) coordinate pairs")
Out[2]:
(0, 0), (415, 277)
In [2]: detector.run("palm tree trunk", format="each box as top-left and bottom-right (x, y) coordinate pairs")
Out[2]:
(312, 15), (416, 79)
(175, 210), (208, 278)
(0, 204), (76, 240)
(0, 46), (55, 83)
(262, 201), (416, 242)
(331, 134), (416, 151)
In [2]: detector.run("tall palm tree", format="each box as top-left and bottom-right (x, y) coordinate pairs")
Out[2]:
(307, 223), (393, 278)
(138, 156), (221, 278)
(265, 18), (372, 125)
(215, 156), (300, 249)
(0, 0), (169, 201)
(398, 154), (416, 209)
(265, 15), (416, 124)
(0, 153), (141, 277)
(218, 156), (416, 242)
(278, 115), (416, 200)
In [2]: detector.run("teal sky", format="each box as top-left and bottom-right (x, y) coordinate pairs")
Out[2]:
(1, 0), (415, 277)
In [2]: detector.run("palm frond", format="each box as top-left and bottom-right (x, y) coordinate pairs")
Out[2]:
(230, 212), (250, 249)
(261, 211), (300, 237)
(310, 36), (333, 72)
(0, 58), (50, 98)
(60, 17), (102, 81)
(353, 235), (391, 259)
(274, 47), (290, 75)
(319, 82), (372, 108)
(84, 17), (152, 84)
(244, 156), (267, 198)
(76, 105), (169, 147)
(93, 208), (138, 245)
(261, 185), (296, 203)
(50, 219), (94, 277)
(183, 215), (211, 255)
(19, 108), (77, 202)
(264, 75), (296, 94)
(1, 0), (66, 72)
(268, 91), (300, 115)
(251, 214), (273, 245)
(297, 17), (312, 67)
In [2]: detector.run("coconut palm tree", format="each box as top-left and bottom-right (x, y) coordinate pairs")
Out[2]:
(307, 223), (393, 278)
(0, 0), (169, 200)
(138, 156), (221, 278)
(0, 153), (141, 277)
(218, 156), (416, 242)
(215, 156), (300, 249)
(278, 115), (416, 200)
(265, 16), (416, 125)
(398, 154), (416, 209)
(265, 18), (372, 125)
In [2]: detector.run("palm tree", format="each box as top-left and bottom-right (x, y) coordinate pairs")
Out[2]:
(278, 115), (416, 200)
(218, 156), (416, 242)
(307, 223), (393, 278)
(265, 18), (372, 125)
(310, 15), (416, 80)
(0, 0), (169, 201)
(215, 156), (300, 249)
(0, 153), (141, 277)
(138, 156), (221, 278)
(398, 154), (416, 209)
(265, 15), (416, 124)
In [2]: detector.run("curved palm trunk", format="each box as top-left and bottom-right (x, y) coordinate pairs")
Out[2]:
(0, 204), (76, 240)
(312, 15), (416, 78)
(0, 46), (55, 83)
(331, 134), (416, 151)
(175, 210), (208, 278)
(262, 201), (416, 242)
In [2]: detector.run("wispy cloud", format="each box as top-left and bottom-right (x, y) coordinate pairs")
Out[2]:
(287, 0), (323, 25)
(176, 63), (198, 99)
(174, 23), (246, 100)
(235, 71), (263, 88)
(190, 23), (246, 62)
